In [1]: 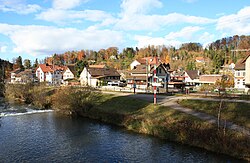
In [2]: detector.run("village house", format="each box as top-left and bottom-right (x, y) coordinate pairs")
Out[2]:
(130, 57), (163, 70)
(36, 64), (65, 85)
(168, 70), (185, 91)
(62, 64), (79, 86)
(63, 64), (76, 81)
(10, 69), (35, 84)
(241, 53), (250, 92)
(184, 70), (200, 88)
(79, 66), (120, 87)
(234, 60), (246, 90)
(127, 62), (170, 90)
(195, 57), (205, 63)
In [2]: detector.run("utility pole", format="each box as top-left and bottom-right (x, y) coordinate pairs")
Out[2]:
(154, 56), (157, 105)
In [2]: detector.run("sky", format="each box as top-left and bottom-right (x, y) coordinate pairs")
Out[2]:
(0, 0), (250, 62)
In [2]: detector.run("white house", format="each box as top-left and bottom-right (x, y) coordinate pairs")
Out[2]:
(10, 69), (22, 83)
(36, 64), (65, 85)
(80, 66), (120, 87)
(234, 60), (246, 90)
(10, 69), (35, 84)
(63, 65), (76, 81)
(241, 53), (250, 92)
(184, 70), (200, 87)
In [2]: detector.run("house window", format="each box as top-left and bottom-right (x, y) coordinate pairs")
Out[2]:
(243, 79), (245, 85)
(237, 71), (240, 76)
(243, 72), (246, 76)
(159, 68), (162, 74)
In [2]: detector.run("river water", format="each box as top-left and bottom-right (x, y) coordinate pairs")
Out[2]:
(0, 104), (246, 162)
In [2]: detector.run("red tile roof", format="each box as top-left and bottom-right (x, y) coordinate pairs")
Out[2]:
(38, 64), (66, 73)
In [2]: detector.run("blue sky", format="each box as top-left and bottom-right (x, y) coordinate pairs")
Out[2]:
(0, 0), (250, 62)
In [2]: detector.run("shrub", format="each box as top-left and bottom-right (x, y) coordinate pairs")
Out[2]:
(52, 86), (100, 115)
(4, 83), (34, 103)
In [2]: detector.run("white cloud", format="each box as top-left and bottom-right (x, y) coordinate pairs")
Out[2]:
(134, 26), (209, 48)
(36, 9), (117, 25)
(0, 23), (124, 56)
(120, 0), (162, 16)
(216, 6), (250, 35)
(52, 0), (89, 10)
(115, 13), (215, 31)
(0, 0), (41, 14)
(198, 32), (215, 48)
(165, 26), (203, 40)
(0, 46), (7, 53)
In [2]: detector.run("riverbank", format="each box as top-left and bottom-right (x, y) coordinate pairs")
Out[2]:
(78, 94), (250, 161)
(2, 84), (250, 161)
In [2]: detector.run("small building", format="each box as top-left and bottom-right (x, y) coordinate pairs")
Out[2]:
(195, 57), (205, 63)
(234, 60), (246, 90)
(184, 70), (200, 87)
(10, 68), (22, 83)
(241, 53), (250, 92)
(79, 66), (120, 87)
(63, 65), (76, 81)
(10, 69), (35, 84)
(199, 74), (222, 84)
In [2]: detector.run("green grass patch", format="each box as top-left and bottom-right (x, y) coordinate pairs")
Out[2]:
(179, 99), (250, 128)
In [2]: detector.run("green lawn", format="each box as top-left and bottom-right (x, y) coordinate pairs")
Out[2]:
(179, 99), (250, 128)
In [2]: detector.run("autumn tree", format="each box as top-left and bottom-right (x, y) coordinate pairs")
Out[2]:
(14, 56), (24, 70)
(33, 58), (39, 68)
(24, 59), (31, 69)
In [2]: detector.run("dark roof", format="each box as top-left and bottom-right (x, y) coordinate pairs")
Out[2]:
(185, 70), (199, 80)
(235, 59), (245, 70)
(131, 65), (147, 74)
(66, 64), (77, 76)
(10, 68), (22, 74)
(88, 67), (120, 77)
(242, 52), (250, 63)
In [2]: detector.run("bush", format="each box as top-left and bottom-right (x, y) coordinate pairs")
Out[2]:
(52, 86), (100, 115)
(4, 83), (34, 103)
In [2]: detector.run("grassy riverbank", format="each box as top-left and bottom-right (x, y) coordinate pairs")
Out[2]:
(80, 95), (250, 161)
(179, 99), (250, 128)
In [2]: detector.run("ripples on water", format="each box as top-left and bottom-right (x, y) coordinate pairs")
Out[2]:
(0, 105), (246, 162)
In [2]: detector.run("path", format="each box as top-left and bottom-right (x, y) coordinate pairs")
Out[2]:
(102, 91), (250, 136)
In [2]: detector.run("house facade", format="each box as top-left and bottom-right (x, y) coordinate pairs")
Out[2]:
(184, 70), (200, 87)
(80, 66), (120, 87)
(63, 65), (76, 81)
(234, 60), (246, 90)
(127, 63), (170, 89)
(36, 64), (65, 85)
(10, 69), (35, 84)
(242, 53), (250, 92)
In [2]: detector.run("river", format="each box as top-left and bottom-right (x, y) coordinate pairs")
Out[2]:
(0, 105), (246, 162)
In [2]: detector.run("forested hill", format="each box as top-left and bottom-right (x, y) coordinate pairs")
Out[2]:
(0, 59), (13, 81)
(1, 35), (250, 77)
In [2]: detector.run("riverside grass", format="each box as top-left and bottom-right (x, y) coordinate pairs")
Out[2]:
(179, 99), (250, 128)
(81, 94), (250, 161)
